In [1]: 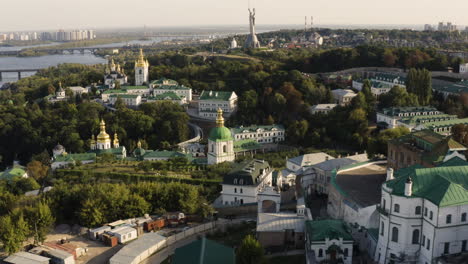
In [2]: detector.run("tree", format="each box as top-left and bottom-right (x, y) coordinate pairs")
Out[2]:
(452, 124), (468, 145)
(367, 127), (410, 157)
(236, 235), (265, 264)
(0, 213), (29, 255)
(27, 160), (49, 181)
(382, 49), (397, 67)
(24, 201), (55, 244)
(114, 97), (126, 110)
(78, 199), (105, 227)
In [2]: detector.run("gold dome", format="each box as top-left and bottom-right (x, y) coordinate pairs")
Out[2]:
(96, 119), (111, 143)
(113, 132), (119, 146)
(135, 49), (149, 68)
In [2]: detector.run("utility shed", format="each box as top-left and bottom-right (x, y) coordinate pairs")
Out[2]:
(109, 233), (167, 264)
(4, 252), (50, 264)
(173, 238), (235, 264)
(44, 249), (75, 264)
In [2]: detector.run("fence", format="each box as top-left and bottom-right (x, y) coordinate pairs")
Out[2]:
(109, 221), (228, 264)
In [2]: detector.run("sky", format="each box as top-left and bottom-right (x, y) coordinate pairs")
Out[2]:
(2, 0), (468, 31)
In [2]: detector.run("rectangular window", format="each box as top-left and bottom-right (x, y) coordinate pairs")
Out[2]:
(424, 208), (428, 216)
(427, 239), (430, 250)
(462, 240), (467, 252)
(444, 242), (449, 255)
(422, 235), (425, 246)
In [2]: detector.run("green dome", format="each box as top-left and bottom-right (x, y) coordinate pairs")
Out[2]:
(209, 126), (233, 141)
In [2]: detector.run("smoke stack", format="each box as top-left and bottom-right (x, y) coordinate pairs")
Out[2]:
(386, 168), (394, 181)
(405, 177), (413, 197)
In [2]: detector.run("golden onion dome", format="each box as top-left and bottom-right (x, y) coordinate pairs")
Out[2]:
(135, 49), (148, 68)
(96, 119), (111, 142)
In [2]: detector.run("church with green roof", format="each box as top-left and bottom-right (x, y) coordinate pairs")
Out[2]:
(207, 108), (235, 165)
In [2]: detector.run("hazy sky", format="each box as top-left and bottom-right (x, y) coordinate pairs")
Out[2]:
(2, 0), (468, 31)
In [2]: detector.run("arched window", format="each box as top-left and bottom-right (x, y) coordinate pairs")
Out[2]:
(394, 204), (400, 213)
(446, 214), (452, 224)
(234, 188), (237, 193)
(391, 227), (399, 242)
(223, 145), (227, 153)
(344, 248), (349, 257)
(211, 144), (214, 152)
(430, 211), (433, 220)
(318, 249), (323, 257)
(462, 213), (467, 222)
(415, 206), (421, 215)
(240, 188), (243, 193)
(412, 229), (420, 244)
(380, 222), (384, 236)
(233, 178), (238, 184)
(239, 179), (244, 185)
(382, 199), (386, 209)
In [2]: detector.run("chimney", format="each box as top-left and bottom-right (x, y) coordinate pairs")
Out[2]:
(405, 177), (413, 197)
(386, 168), (394, 181)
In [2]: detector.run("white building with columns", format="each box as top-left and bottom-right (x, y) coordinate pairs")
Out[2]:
(220, 159), (272, 206)
(374, 162), (468, 264)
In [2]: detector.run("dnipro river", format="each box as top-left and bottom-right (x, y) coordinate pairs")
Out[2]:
(0, 35), (221, 86)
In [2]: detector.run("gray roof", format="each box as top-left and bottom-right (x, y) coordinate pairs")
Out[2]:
(310, 104), (338, 111)
(4, 252), (50, 264)
(110, 233), (167, 264)
(288, 152), (335, 167)
(46, 249), (73, 260)
(313, 154), (368, 172)
(257, 213), (305, 233)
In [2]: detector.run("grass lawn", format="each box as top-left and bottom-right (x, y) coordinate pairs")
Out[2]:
(268, 254), (305, 264)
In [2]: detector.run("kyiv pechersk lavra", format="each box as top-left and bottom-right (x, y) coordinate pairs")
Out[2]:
(104, 58), (128, 88)
(134, 49), (149, 85)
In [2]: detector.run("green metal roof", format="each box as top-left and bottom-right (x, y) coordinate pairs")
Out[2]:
(230, 124), (285, 134)
(120, 86), (148, 90)
(110, 94), (140, 99)
(223, 159), (271, 185)
(173, 238), (235, 264)
(89, 147), (125, 156)
(150, 78), (179, 86)
(380, 106), (439, 117)
(208, 126), (233, 142)
(0, 167), (27, 181)
(305, 220), (353, 241)
(367, 228), (379, 241)
(438, 157), (468, 167)
(103, 89), (127, 94)
(423, 118), (468, 130)
(386, 165), (468, 207)
(398, 114), (458, 125)
(155, 85), (191, 91)
(54, 153), (96, 162)
(199, 90), (236, 101)
(150, 92), (182, 100)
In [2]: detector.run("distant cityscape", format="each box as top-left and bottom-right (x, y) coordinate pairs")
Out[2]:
(424, 21), (468, 32)
(0, 29), (96, 42)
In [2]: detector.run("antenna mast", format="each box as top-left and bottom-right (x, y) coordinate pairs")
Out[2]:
(305, 16), (307, 32)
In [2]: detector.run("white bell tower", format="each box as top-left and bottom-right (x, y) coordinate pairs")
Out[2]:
(134, 49), (149, 86)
